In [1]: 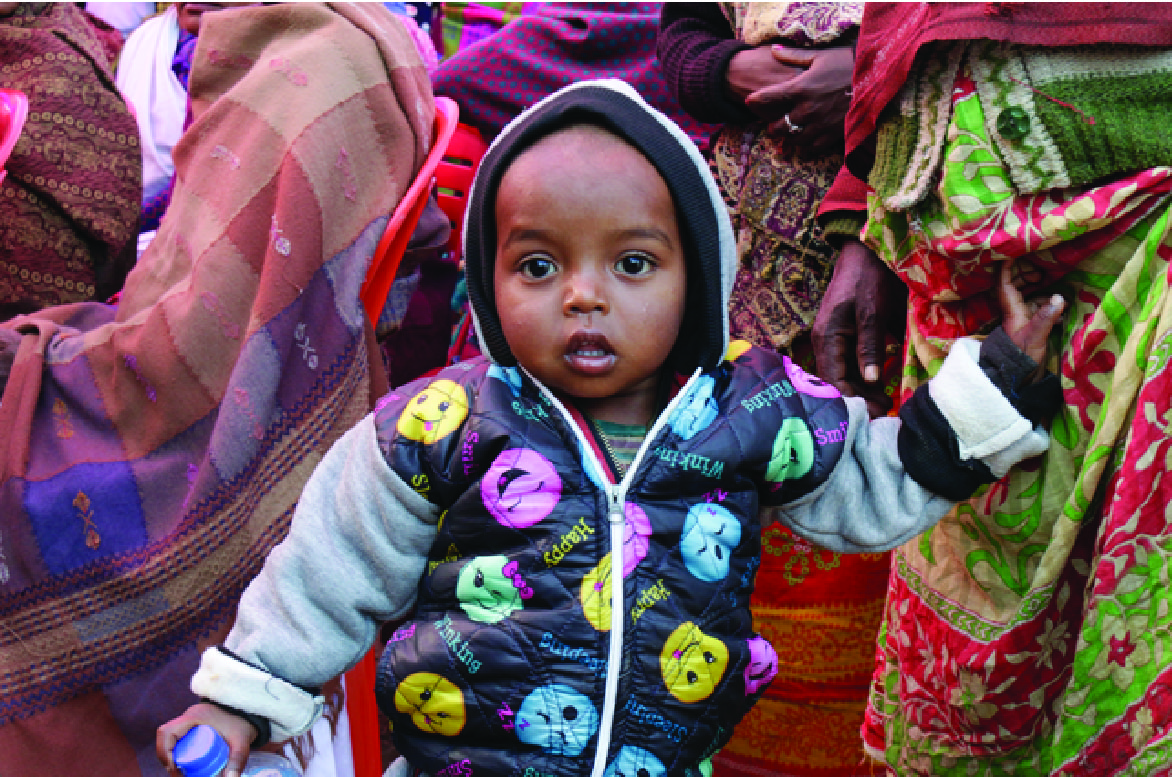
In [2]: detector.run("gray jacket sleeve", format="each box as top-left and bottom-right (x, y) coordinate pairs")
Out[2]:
(764, 397), (954, 553)
(763, 337), (1051, 553)
(191, 414), (441, 742)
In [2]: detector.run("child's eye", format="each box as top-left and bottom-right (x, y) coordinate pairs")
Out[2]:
(615, 254), (654, 276)
(519, 256), (556, 280)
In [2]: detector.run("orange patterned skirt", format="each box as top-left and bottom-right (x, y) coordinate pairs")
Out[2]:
(715, 526), (889, 777)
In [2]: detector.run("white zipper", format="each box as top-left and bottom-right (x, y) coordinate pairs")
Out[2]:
(521, 366), (702, 777)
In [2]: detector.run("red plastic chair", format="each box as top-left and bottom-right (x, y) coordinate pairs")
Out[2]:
(361, 95), (460, 323)
(348, 96), (458, 777)
(0, 89), (29, 186)
(434, 121), (488, 262)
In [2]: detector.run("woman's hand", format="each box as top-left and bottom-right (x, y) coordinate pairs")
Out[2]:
(740, 44), (855, 155)
(998, 262), (1065, 378)
(725, 46), (807, 106)
(812, 239), (906, 418)
(157, 702), (258, 777)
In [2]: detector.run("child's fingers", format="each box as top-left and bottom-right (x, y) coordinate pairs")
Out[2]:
(156, 720), (191, 773)
(1013, 294), (1065, 364)
(997, 262), (1029, 327)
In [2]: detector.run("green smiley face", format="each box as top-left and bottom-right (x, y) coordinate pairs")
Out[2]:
(457, 555), (524, 624)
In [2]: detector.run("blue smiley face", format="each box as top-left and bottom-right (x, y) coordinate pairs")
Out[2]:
(679, 503), (741, 582)
(605, 746), (666, 777)
(487, 364), (524, 397)
(670, 376), (718, 441)
(766, 418), (815, 483)
(516, 683), (599, 757)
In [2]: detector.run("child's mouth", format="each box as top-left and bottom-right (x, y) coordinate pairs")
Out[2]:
(564, 331), (615, 375)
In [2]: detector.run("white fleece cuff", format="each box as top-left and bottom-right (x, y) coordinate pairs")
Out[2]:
(929, 338), (1033, 461)
(191, 647), (325, 742)
(982, 426), (1051, 478)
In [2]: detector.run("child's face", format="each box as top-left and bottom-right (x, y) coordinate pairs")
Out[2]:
(493, 126), (686, 425)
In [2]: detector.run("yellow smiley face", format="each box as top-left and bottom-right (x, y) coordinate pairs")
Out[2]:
(396, 379), (469, 444)
(660, 622), (729, 703)
(724, 340), (752, 362)
(393, 672), (466, 736)
(580, 553), (613, 632)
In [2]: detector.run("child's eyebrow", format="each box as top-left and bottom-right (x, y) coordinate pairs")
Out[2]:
(500, 227), (676, 248)
(617, 227), (676, 247)
(500, 228), (550, 247)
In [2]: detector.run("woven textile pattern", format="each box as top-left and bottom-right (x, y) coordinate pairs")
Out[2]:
(0, 2), (141, 309)
(862, 57), (1172, 775)
(0, 4), (432, 775)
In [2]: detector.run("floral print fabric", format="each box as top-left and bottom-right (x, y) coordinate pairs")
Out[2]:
(863, 64), (1172, 774)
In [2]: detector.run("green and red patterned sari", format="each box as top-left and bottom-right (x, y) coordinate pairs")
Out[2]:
(863, 57), (1172, 775)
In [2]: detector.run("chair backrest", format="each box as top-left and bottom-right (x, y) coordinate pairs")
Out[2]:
(360, 95), (460, 323)
(347, 97), (458, 777)
(434, 120), (488, 262)
(0, 89), (29, 186)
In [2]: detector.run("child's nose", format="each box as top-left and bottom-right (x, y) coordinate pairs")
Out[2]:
(564, 274), (608, 316)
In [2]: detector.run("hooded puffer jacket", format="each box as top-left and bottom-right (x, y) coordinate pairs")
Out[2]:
(373, 79), (854, 777)
(373, 341), (852, 777)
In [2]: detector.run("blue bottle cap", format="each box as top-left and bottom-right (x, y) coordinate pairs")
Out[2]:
(173, 724), (229, 777)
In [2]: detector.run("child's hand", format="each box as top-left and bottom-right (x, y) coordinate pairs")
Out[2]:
(998, 262), (1064, 377)
(156, 702), (258, 777)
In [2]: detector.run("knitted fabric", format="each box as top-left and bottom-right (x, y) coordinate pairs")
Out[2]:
(870, 40), (1172, 212)
(843, 3), (1172, 177)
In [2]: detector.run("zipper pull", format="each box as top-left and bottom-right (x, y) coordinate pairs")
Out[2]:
(608, 488), (624, 524)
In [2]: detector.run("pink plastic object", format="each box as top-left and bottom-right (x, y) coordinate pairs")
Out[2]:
(0, 89), (29, 186)
(434, 120), (488, 262)
(360, 95), (460, 324)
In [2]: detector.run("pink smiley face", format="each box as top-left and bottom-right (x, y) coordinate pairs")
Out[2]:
(783, 356), (840, 399)
(481, 448), (562, 529)
(622, 502), (652, 577)
(744, 636), (778, 695)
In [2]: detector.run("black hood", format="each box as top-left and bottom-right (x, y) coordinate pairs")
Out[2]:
(462, 79), (736, 375)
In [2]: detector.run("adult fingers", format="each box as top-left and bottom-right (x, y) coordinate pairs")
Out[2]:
(745, 81), (797, 119)
(771, 44), (815, 68)
(812, 299), (858, 396)
(854, 289), (885, 384)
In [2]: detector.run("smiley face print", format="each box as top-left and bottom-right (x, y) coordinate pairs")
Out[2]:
(605, 746), (666, 777)
(516, 683), (600, 757)
(766, 417), (814, 484)
(481, 448), (562, 529)
(783, 356), (840, 399)
(724, 339), (752, 362)
(660, 622), (729, 704)
(744, 635), (778, 695)
(679, 502), (741, 582)
(670, 375), (718, 441)
(487, 364), (524, 397)
(393, 672), (466, 736)
(580, 553), (613, 631)
(457, 555), (526, 624)
(621, 502), (652, 578)
(396, 380), (469, 444)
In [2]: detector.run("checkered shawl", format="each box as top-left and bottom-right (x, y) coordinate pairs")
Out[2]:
(0, 4), (432, 774)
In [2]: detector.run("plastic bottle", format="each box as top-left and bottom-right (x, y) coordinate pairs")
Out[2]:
(173, 724), (300, 777)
